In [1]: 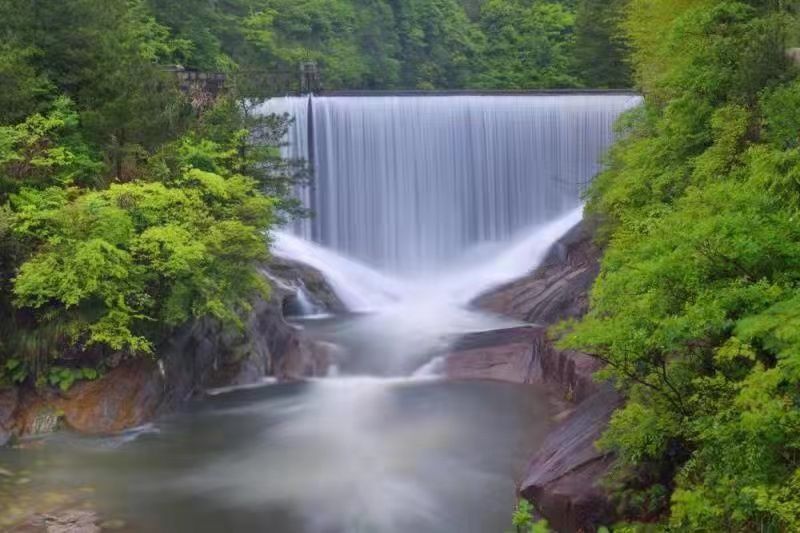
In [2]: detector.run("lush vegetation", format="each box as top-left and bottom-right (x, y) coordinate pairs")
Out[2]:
(144, 0), (632, 92)
(0, 0), (629, 387)
(559, 0), (800, 530)
(0, 0), (308, 386)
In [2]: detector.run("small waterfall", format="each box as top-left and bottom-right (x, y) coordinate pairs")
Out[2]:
(270, 207), (584, 374)
(258, 93), (640, 274)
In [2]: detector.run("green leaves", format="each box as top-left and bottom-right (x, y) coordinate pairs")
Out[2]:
(47, 366), (100, 391)
(10, 137), (273, 357)
(566, 1), (800, 529)
(0, 97), (102, 197)
(509, 499), (550, 533)
(471, 0), (580, 89)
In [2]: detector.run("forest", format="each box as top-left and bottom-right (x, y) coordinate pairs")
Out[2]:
(2, 0), (800, 531)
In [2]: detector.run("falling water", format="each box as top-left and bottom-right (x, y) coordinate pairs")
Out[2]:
(258, 93), (640, 274)
(0, 94), (644, 533)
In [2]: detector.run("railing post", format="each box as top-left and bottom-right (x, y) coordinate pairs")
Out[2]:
(300, 61), (321, 94)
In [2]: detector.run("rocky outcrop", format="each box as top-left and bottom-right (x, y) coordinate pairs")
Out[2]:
(446, 324), (618, 532)
(0, 387), (19, 446)
(521, 384), (621, 532)
(474, 220), (600, 325)
(446, 326), (602, 404)
(455, 220), (619, 532)
(14, 361), (162, 436)
(1, 259), (337, 441)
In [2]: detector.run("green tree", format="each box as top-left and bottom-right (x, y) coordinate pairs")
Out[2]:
(561, 1), (800, 529)
(573, 0), (631, 88)
(471, 0), (580, 89)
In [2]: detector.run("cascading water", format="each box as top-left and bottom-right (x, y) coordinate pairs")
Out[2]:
(262, 93), (639, 373)
(1, 94), (643, 533)
(259, 93), (640, 274)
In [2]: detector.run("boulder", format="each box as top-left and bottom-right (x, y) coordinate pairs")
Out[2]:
(58, 361), (163, 434)
(474, 220), (600, 325)
(13, 360), (162, 436)
(520, 384), (621, 533)
(5, 259), (338, 440)
(0, 387), (19, 445)
(446, 326), (602, 404)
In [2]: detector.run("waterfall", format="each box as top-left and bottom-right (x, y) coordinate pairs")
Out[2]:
(258, 93), (641, 274)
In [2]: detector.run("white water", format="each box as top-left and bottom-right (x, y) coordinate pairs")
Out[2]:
(259, 94), (639, 274)
(0, 95), (640, 533)
(271, 206), (583, 373)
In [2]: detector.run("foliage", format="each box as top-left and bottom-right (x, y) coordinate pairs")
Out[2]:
(0, 97), (102, 197)
(573, 0), (631, 88)
(509, 499), (551, 533)
(561, 0), (800, 530)
(0, 1), (308, 389)
(142, 0), (628, 92)
(11, 133), (273, 355)
(471, 0), (580, 89)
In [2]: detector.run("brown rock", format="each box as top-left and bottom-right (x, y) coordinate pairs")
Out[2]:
(13, 360), (163, 436)
(0, 387), (19, 445)
(521, 384), (621, 533)
(445, 326), (602, 403)
(445, 326), (543, 384)
(474, 221), (600, 325)
(58, 361), (163, 434)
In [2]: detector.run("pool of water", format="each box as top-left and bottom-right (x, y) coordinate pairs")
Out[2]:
(1, 378), (552, 533)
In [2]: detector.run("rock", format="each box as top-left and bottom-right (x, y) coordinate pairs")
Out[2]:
(263, 257), (346, 314)
(8, 509), (101, 533)
(474, 220), (600, 325)
(463, 220), (621, 531)
(445, 327), (545, 384)
(13, 360), (163, 436)
(157, 266), (334, 410)
(6, 259), (338, 440)
(59, 361), (163, 434)
(14, 392), (61, 437)
(43, 510), (100, 533)
(520, 384), (621, 533)
(445, 326), (602, 403)
(0, 387), (19, 445)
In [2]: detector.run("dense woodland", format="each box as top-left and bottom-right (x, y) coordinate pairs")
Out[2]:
(2, 0), (800, 530)
(562, 1), (800, 530)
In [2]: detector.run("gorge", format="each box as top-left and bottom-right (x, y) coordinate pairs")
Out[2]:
(1, 92), (639, 532)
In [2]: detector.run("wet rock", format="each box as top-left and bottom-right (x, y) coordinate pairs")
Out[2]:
(520, 384), (621, 533)
(43, 510), (100, 533)
(59, 361), (163, 434)
(13, 361), (163, 436)
(158, 265), (334, 409)
(14, 392), (61, 437)
(0, 387), (19, 445)
(445, 327), (544, 384)
(263, 257), (346, 314)
(445, 326), (602, 403)
(463, 220), (620, 531)
(473, 220), (600, 325)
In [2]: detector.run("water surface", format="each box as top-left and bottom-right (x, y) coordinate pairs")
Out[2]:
(1, 379), (552, 533)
